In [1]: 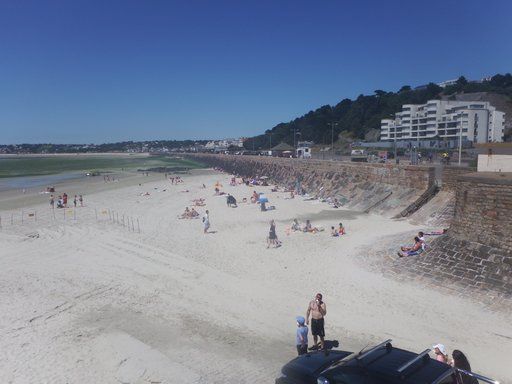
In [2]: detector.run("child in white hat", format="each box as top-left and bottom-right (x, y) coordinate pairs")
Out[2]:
(296, 316), (309, 355)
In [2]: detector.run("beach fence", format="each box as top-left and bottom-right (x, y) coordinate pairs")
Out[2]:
(0, 206), (141, 234)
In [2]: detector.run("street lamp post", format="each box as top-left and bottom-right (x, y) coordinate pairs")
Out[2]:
(394, 128), (398, 164)
(329, 122), (338, 160)
(292, 128), (301, 158)
(458, 112), (463, 166)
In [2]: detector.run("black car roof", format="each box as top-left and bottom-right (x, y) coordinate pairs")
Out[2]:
(283, 350), (353, 379)
(323, 346), (452, 384)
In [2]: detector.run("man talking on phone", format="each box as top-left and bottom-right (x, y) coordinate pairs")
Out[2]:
(306, 293), (326, 350)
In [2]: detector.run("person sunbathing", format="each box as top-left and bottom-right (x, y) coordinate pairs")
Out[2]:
(398, 236), (423, 257)
(304, 220), (319, 233)
(190, 208), (199, 217)
(291, 219), (301, 232)
(180, 207), (191, 219)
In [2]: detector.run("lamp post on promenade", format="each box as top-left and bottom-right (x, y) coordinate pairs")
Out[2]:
(458, 112), (463, 166)
(292, 128), (301, 158)
(394, 128), (398, 164)
(328, 122), (338, 160)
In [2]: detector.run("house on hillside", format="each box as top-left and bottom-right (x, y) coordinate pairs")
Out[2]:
(271, 142), (295, 157)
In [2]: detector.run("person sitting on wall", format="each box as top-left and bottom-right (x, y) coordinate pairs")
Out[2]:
(418, 231), (427, 251)
(398, 236), (423, 257)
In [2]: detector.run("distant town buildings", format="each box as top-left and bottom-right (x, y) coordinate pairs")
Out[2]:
(204, 138), (244, 152)
(380, 100), (505, 144)
(414, 76), (494, 90)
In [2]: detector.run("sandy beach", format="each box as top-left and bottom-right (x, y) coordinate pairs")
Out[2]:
(1, 169), (511, 383)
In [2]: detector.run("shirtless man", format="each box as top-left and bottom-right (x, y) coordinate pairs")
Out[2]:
(306, 293), (327, 350)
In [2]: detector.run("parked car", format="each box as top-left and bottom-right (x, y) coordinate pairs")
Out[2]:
(276, 340), (498, 384)
(350, 149), (368, 162)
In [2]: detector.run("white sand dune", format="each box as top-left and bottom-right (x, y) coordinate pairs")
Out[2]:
(0, 169), (510, 383)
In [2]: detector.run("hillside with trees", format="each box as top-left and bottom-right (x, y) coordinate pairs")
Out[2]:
(244, 73), (512, 150)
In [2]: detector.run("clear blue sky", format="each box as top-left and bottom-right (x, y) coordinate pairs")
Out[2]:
(1, 0), (511, 144)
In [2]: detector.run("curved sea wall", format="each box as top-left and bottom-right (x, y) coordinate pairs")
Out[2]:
(189, 154), (435, 217)
(391, 172), (512, 302)
(190, 154), (512, 300)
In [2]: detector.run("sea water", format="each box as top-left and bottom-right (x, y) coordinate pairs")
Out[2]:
(0, 172), (86, 192)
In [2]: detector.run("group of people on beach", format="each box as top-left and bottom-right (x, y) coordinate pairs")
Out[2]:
(330, 223), (346, 237)
(398, 231), (427, 257)
(168, 176), (183, 184)
(49, 193), (83, 209)
(293, 294), (478, 384)
(179, 207), (199, 219)
(267, 220), (347, 249)
(295, 293), (327, 354)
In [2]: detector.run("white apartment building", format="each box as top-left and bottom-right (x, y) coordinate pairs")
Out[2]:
(381, 100), (505, 144)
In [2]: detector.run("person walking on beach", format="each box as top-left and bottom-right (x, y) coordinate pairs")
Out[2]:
(73, 195), (77, 208)
(79, 195), (83, 207)
(306, 293), (327, 350)
(267, 219), (279, 248)
(295, 316), (308, 356)
(49, 195), (55, 209)
(202, 210), (210, 234)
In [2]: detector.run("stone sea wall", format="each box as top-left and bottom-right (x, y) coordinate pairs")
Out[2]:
(450, 173), (512, 251)
(387, 235), (512, 303)
(440, 166), (476, 191)
(189, 154), (435, 216)
(395, 172), (512, 301)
